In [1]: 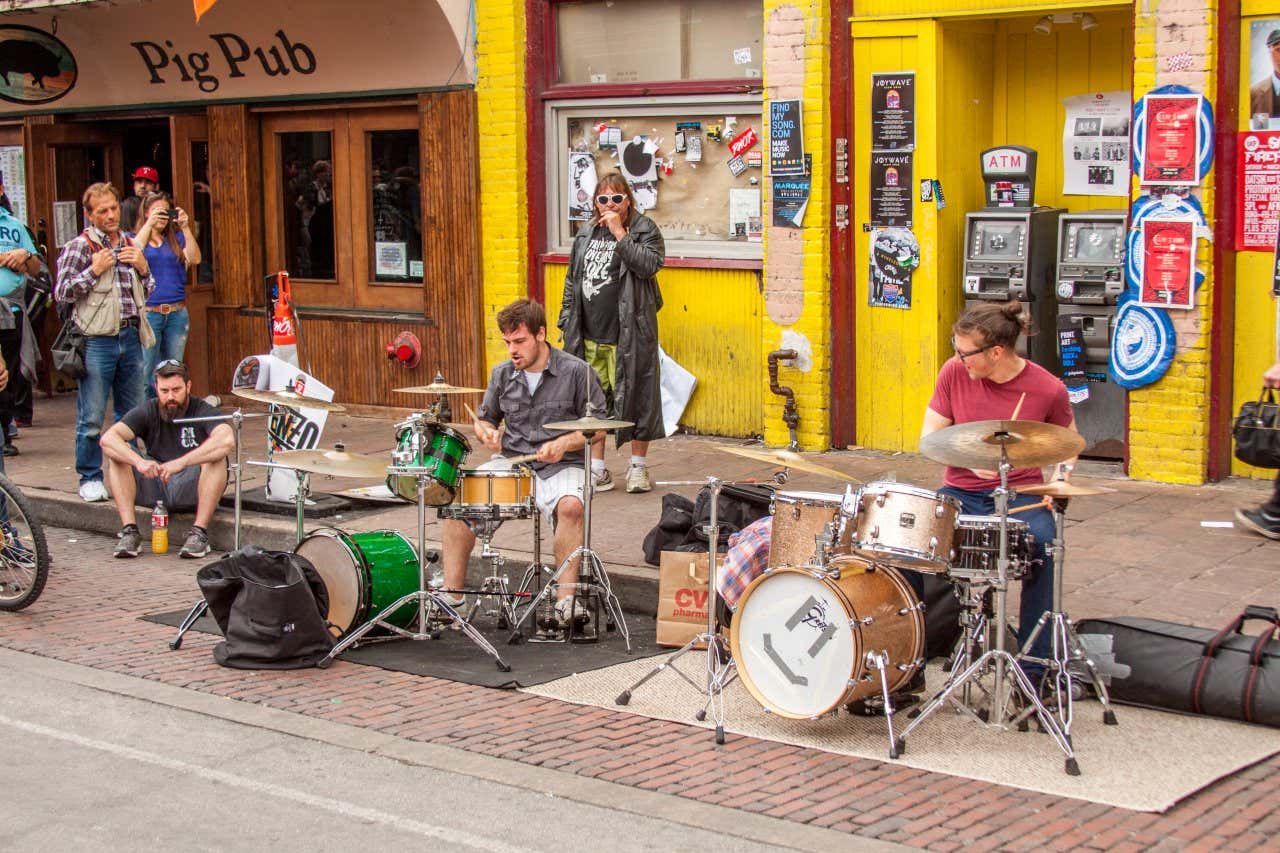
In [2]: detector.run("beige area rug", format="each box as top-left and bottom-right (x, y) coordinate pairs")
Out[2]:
(522, 657), (1280, 813)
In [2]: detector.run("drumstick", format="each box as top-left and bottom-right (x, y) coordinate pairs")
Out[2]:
(463, 401), (479, 422)
(1009, 499), (1050, 515)
(1010, 392), (1027, 421)
(503, 453), (538, 465)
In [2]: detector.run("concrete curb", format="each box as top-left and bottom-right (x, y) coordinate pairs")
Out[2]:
(25, 485), (665, 617)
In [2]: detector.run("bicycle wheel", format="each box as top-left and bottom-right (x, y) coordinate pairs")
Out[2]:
(0, 473), (50, 611)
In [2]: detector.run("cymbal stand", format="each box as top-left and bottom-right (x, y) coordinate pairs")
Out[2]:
(167, 409), (263, 651)
(320, 467), (510, 671)
(615, 475), (744, 745)
(896, 445), (1080, 776)
(509, 501), (562, 642)
(1016, 492), (1119, 741)
(508, 428), (630, 650)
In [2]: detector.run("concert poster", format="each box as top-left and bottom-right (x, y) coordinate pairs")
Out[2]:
(1138, 218), (1196, 309)
(1235, 131), (1280, 251)
(1140, 94), (1200, 185)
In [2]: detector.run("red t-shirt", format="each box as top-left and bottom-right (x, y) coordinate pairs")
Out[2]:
(927, 357), (1074, 491)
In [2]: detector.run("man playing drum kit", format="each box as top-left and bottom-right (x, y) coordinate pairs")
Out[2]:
(918, 300), (1079, 684)
(440, 299), (606, 628)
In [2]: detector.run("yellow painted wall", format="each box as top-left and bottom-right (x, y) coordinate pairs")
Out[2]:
(475, 0), (527, 372)
(1126, 0), (1217, 485)
(852, 10), (1133, 453)
(1235, 9), (1280, 479)
(543, 263), (765, 437)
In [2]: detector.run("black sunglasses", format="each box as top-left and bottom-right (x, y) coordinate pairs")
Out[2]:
(596, 194), (626, 205)
(154, 358), (187, 374)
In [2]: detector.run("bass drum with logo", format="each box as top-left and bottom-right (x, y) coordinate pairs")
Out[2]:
(729, 556), (924, 719)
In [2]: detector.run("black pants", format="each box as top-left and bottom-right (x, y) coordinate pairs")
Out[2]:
(0, 320), (21, 443)
(1265, 473), (1280, 517)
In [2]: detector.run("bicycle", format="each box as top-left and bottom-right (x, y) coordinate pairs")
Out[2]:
(0, 472), (50, 611)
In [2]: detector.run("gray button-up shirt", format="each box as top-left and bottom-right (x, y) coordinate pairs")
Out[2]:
(476, 344), (606, 478)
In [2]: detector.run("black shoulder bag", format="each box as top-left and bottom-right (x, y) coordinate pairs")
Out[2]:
(1233, 387), (1280, 469)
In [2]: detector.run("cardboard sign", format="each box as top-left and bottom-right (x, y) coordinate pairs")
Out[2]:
(657, 551), (710, 648)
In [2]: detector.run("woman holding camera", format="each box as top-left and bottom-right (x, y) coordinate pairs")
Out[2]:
(134, 192), (200, 399)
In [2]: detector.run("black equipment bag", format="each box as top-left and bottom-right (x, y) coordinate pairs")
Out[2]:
(679, 483), (775, 550)
(641, 492), (697, 565)
(1077, 606), (1280, 727)
(921, 574), (961, 660)
(196, 546), (334, 669)
(1233, 388), (1280, 469)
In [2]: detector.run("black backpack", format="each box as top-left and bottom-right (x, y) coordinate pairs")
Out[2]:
(197, 546), (334, 669)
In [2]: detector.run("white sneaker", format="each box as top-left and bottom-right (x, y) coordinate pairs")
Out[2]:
(593, 469), (614, 492)
(79, 480), (109, 502)
(554, 597), (591, 626)
(625, 464), (651, 494)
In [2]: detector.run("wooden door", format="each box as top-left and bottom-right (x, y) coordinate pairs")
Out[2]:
(170, 114), (214, 393)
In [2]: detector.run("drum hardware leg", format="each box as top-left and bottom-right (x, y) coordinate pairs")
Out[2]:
(167, 408), (251, 651)
(322, 470), (512, 672)
(865, 651), (901, 759)
(1015, 495), (1119, 733)
(617, 476), (736, 743)
(509, 429), (630, 651)
(901, 451), (1079, 775)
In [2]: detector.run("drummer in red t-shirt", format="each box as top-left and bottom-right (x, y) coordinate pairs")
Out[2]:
(919, 300), (1080, 684)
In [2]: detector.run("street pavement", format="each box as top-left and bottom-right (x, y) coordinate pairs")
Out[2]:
(1, 396), (1279, 849)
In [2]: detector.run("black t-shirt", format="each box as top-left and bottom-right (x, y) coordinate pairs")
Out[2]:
(579, 225), (621, 344)
(120, 396), (221, 463)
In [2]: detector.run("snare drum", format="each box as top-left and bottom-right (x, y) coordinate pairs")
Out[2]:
(387, 424), (471, 506)
(440, 468), (535, 521)
(850, 482), (962, 573)
(949, 515), (1037, 582)
(730, 556), (925, 719)
(769, 491), (854, 567)
(295, 528), (421, 637)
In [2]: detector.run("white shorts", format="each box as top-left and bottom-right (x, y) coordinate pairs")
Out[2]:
(474, 457), (585, 529)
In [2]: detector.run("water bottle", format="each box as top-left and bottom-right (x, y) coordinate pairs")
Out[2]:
(151, 501), (169, 554)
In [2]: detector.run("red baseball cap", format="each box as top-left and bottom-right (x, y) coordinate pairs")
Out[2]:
(131, 166), (159, 183)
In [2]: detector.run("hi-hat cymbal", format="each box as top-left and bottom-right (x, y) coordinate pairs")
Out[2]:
(232, 387), (347, 413)
(394, 382), (486, 395)
(1018, 480), (1117, 498)
(714, 444), (860, 482)
(543, 416), (636, 432)
(265, 449), (389, 479)
(920, 420), (1085, 471)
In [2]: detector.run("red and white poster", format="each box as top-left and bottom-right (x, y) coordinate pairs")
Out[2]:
(1138, 218), (1197, 309)
(1236, 131), (1280, 250)
(1141, 95), (1200, 185)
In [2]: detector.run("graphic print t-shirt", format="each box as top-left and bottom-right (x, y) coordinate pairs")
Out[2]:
(121, 396), (221, 464)
(579, 225), (621, 344)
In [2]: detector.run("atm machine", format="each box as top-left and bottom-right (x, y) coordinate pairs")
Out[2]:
(962, 146), (1065, 375)
(1054, 210), (1128, 459)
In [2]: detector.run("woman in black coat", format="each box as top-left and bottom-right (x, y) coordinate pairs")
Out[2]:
(558, 171), (665, 494)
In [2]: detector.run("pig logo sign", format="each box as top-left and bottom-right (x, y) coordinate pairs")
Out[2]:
(0, 25), (77, 105)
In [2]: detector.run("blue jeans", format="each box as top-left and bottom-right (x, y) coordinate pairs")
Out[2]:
(940, 486), (1056, 675)
(76, 326), (144, 484)
(142, 307), (189, 400)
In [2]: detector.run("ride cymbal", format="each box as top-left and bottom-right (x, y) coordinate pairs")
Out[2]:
(265, 449), (389, 479)
(543, 416), (636, 432)
(920, 420), (1085, 471)
(1018, 480), (1117, 498)
(232, 387), (347, 413)
(714, 444), (860, 482)
(393, 382), (486, 395)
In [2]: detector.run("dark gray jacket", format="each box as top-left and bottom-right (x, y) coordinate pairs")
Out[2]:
(558, 210), (665, 446)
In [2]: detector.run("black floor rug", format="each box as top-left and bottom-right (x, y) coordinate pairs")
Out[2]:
(142, 608), (665, 689)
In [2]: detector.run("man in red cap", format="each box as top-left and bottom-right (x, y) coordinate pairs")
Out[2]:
(121, 166), (160, 235)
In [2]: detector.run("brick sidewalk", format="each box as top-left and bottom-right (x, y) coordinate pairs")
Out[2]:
(2, 528), (1277, 851)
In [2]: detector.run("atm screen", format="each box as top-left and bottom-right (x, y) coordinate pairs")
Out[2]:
(970, 220), (1026, 260)
(1066, 222), (1123, 262)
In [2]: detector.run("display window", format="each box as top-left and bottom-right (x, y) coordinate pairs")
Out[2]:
(539, 0), (764, 263)
(261, 105), (423, 311)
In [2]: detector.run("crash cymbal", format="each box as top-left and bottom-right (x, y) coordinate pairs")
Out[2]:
(393, 382), (486, 395)
(543, 416), (636, 432)
(920, 420), (1085, 471)
(232, 387), (347, 413)
(1018, 480), (1117, 498)
(714, 444), (860, 483)
(266, 448), (389, 479)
